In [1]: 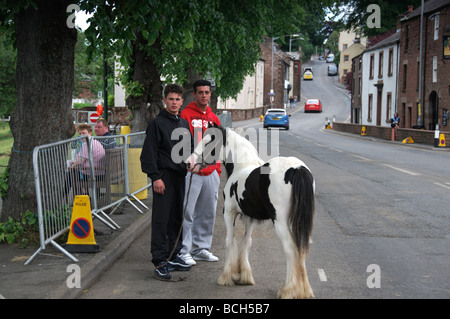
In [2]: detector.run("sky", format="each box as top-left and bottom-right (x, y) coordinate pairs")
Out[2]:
(75, 10), (92, 31)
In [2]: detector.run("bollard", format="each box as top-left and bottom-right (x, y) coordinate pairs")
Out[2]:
(438, 133), (446, 148)
(434, 124), (440, 148)
(361, 126), (367, 136)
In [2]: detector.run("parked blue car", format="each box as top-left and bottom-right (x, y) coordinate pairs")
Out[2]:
(263, 108), (290, 130)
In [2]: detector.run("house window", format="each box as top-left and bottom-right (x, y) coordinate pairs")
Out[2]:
(433, 56), (437, 82)
(343, 44), (348, 50)
(404, 25), (410, 53)
(403, 64), (407, 91)
(359, 78), (361, 96)
(388, 48), (394, 76)
(368, 94), (373, 122)
(284, 63), (289, 80)
(370, 54), (375, 79)
(344, 55), (349, 62)
(378, 51), (383, 78)
(434, 14), (439, 40)
(386, 93), (392, 122)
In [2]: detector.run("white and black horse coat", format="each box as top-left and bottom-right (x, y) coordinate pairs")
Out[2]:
(186, 124), (315, 299)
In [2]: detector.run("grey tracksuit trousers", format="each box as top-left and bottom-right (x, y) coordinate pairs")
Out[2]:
(181, 171), (220, 256)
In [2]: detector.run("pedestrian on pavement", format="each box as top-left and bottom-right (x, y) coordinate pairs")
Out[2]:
(391, 112), (400, 128)
(140, 83), (193, 280)
(179, 79), (221, 266)
(94, 119), (117, 149)
(289, 96), (294, 108)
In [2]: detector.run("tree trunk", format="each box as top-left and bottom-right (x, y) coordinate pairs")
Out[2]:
(1, 0), (77, 221)
(126, 33), (164, 133)
(181, 69), (203, 110)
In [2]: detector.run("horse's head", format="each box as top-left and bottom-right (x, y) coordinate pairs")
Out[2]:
(185, 122), (226, 173)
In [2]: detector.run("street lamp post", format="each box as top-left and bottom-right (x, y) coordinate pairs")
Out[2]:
(289, 34), (303, 52)
(271, 36), (280, 105)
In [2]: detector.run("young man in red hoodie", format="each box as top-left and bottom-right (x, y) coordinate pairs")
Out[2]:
(180, 79), (221, 265)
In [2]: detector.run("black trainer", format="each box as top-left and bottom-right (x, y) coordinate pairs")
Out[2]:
(155, 262), (172, 281)
(168, 255), (192, 272)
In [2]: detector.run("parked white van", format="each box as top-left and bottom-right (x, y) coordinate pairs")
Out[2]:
(326, 53), (334, 63)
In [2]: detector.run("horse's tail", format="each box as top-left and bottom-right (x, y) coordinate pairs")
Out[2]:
(286, 166), (315, 253)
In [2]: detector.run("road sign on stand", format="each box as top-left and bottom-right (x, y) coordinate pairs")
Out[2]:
(88, 112), (99, 124)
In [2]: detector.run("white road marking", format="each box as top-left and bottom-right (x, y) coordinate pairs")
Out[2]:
(434, 182), (450, 190)
(382, 164), (421, 176)
(352, 155), (371, 161)
(318, 268), (327, 282)
(314, 143), (326, 147)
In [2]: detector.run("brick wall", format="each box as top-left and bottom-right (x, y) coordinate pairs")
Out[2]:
(332, 122), (449, 147)
(76, 106), (130, 125)
(220, 105), (272, 122)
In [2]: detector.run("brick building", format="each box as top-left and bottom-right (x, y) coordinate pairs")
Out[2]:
(261, 37), (301, 109)
(351, 53), (363, 123)
(397, 0), (450, 130)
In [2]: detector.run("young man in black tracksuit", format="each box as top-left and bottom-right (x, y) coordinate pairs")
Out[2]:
(140, 83), (193, 280)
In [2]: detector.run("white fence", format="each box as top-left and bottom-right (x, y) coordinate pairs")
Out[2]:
(26, 132), (151, 265)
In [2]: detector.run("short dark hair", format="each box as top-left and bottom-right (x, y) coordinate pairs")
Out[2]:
(96, 119), (108, 127)
(193, 79), (211, 93)
(164, 83), (184, 97)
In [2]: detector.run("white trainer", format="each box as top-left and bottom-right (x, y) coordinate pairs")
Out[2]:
(193, 249), (219, 262)
(179, 253), (196, 266)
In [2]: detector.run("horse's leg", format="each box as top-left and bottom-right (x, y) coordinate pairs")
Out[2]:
(274, 219), (307, 299)
(217, 208), (239, 286)
(237, 216), (255, 285)
(298, 249), (314, 298)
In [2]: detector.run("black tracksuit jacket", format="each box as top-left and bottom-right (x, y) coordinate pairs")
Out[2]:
(141, 109), (192, 182)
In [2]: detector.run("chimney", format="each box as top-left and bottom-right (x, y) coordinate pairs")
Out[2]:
(408, 5), (414, 12)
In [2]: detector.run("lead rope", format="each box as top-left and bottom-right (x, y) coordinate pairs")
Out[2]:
(155, 161), (205, 282)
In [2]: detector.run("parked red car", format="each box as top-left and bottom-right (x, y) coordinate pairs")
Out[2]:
(304, 99), (322, 113)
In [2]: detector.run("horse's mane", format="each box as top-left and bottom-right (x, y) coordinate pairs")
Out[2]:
(225, 128), (264, 167)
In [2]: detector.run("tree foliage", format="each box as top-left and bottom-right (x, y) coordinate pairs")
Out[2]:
(331, 0), (422, 37)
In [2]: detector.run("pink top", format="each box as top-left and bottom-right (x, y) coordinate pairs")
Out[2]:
(76, 139), (106, 175)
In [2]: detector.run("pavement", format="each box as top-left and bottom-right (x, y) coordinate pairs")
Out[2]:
(0, 197), (152, 299)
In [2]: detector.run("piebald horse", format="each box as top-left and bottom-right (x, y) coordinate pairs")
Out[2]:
(186, 124), (315, 299)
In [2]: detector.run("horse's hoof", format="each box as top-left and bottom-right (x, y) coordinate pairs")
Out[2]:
(217, 274), (236, 286)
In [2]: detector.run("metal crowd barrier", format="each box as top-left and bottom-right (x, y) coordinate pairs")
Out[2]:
(25, 131), (152, 265)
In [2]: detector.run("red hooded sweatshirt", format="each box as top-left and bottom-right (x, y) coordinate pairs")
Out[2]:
(181, 101), (221, 176)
